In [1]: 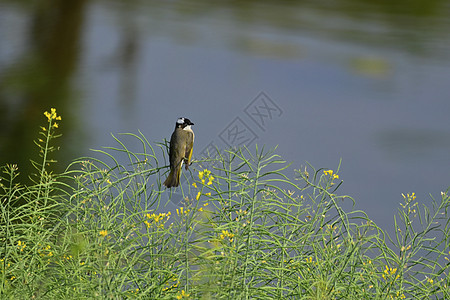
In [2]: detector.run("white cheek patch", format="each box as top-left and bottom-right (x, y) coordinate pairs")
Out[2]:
(183, 125), (194, 144)
(177, 118), (185, 124)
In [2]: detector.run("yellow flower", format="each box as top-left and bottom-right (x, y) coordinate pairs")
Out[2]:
(199, 169), (213, 185)
(401, 245), (411, 252)
(17, 240), (26, 251)
(176, 290), (190, 299)
(220, 230), (227, 239)
(402, 192), (417, 203)
(192, 182), (197, 188)
(53, 122), (59, 128)
(153, 214), (161, 223)
(44, 108), (62, 121)
(220, 230), (235, 241)
(323, 170), (339, 180)
(196, 191), (201, 201)
(144, 212), (170, 227)
(382, 265), (399, 280)
(99, 230), (108, 237)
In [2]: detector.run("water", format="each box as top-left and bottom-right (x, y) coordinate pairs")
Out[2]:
(1, 0), (449, 231)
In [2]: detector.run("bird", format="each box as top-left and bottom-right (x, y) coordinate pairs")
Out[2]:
(163, 117), (195, 188)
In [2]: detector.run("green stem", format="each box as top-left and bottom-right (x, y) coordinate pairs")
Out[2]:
(241, 150), (261, 299)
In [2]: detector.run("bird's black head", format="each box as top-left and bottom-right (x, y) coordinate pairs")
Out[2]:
(176, 117), (194, 128)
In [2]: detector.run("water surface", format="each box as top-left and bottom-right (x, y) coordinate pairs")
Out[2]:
(1, 0), (449, 230)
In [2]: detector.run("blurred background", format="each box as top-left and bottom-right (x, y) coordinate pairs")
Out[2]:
(1, 0), (449, 231)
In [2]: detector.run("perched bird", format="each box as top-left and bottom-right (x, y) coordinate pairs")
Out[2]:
(163, 117), (195, 188)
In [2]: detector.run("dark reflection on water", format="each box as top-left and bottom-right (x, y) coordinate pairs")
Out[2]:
(377, 129), (450, 159)
(0, 0), (449, 229)
(1, 0), (87, 182)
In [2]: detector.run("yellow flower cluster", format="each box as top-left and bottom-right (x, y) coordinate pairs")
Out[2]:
(401, 192), (416, 203)
(162, 275), (179, 292)
(195, 191), (211, 201)
(17, 240), (26, 252)
(44, 108), (61, 121)
(63, 254), (73, 260)
(400, 193), (419, 216)
(220, 229), (235, 242)
(99, 230), (108, 237)
(176, 290), (190, 299)
(38, 245), (53, 257)
(197, 202), (209, 212)
(234, 209), (248, 221)
(400, 245), (411, 252)
(44, 108), (62, 128)
(323, 169), (339, 180)
(386, 292), (406, 299)
(0, 258), (10, 267)
(192, 169), (215, 201)
(176, 207), (189, 216)
(145, 211), (171, 228)
(382, 265), (399, 280)
(198, 169), (214, 185)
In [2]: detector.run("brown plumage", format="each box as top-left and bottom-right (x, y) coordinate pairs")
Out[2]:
(163, 118), (194, 188)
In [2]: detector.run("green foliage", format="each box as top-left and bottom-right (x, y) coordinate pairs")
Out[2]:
(1, 110), (449, 299)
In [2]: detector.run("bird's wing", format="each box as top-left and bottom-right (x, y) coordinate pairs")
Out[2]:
(184, 131), (194, 166)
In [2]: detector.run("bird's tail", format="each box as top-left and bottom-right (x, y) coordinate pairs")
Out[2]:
(163, 165), (182, 188)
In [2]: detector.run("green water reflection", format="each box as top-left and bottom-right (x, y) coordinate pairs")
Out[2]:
(1, 0), (87, 182)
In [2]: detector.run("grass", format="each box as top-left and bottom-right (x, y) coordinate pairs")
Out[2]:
(1, 109), (449, 299)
